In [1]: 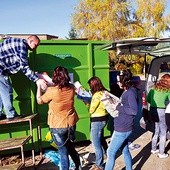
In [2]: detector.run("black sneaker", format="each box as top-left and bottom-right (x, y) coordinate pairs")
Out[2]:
(0, 114), (6, 120)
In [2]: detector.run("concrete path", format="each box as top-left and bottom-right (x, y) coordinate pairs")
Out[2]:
(26, 121), (170, 170)
(2, 112), (170, 170)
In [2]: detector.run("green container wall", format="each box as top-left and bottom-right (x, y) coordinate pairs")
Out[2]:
(11, 71), (33, 115)
(1, 40), (111, 150)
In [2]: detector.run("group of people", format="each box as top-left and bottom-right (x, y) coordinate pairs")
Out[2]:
(36, 68), (138, 170)
(0, 35), (170, 170)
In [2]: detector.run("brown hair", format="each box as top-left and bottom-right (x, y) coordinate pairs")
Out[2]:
(118, 69), (133, 89)
(154, 74), (170, 92)
(87, 76), (106, 94)
(52, 66), (70, 89)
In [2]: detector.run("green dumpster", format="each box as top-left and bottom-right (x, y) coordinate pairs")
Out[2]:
(1, 39), (111, 150)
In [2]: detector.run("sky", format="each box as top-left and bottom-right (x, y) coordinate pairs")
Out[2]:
(0, 0), (170, 39)
(0, 0), (79, 39)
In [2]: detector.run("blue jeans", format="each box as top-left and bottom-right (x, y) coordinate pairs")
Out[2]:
(90, 121), (107, 169)
(50, 125), (81, 170)
(0, 75), (16, 118)
(105, 130), (132, 170)
(152, 108), (167, 154)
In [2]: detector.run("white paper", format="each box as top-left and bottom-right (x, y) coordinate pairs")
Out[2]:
(101, 91), (120, 117)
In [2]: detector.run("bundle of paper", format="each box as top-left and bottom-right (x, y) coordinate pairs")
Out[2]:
(101, 91), (120, 117)
(74, 81), (92, 103)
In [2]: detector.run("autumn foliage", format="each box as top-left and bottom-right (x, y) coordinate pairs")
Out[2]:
(71, 0), (170, 74)
(72, 0), (170, 40)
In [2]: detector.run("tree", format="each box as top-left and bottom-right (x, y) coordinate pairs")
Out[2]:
(72, 0), (130, 40)
(72, 0), (170, 40)
(66, 26), (78, 39)
(130, 0), (170, 37)
(71, 0), (170, 74)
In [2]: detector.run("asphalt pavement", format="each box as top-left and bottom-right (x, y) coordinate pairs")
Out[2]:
(24, 115), (170, 170)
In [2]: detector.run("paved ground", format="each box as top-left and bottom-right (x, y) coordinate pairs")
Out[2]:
(1, 130), (170, 170)
(1, 113), (170, 170)
(24, 116), (170, 170)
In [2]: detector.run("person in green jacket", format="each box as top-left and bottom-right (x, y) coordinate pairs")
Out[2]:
(147, 74), (170, 159)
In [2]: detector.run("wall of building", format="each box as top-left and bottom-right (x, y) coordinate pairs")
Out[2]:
(0, 34), (58, 40)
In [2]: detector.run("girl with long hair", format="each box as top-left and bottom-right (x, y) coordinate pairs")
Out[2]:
(88, 76), (108, 170)
(36, 66), (81, 170)
(105, 70), (138, 170)
(147, 74), (170, 158)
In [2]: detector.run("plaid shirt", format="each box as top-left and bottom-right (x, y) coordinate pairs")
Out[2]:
(0, 37), (38, 82)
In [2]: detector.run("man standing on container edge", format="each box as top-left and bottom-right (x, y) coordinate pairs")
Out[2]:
(0, 35), (47, 120)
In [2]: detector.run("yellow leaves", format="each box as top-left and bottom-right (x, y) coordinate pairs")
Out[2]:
(72, 0), (130, 40)
(136, 1), (165, 21)
(133, 0), (169, 37)
(72, 0), (170, 40)
(130, 62), (143, 74)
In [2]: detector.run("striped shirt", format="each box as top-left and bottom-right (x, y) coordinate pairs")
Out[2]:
(0, 37), (38, 82)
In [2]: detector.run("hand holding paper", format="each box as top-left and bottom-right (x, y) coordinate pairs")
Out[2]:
(74, 81), (92, 103)
(37, 72), (54, 86)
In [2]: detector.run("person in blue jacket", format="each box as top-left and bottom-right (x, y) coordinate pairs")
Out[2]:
(105, 70), (138, 170)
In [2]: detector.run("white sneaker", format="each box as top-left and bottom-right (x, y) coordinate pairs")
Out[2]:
(167, 131), (170, 139)
(129, 143), (141, 150)
(158, 153), (169, 159)
(151, 149), (159, 154)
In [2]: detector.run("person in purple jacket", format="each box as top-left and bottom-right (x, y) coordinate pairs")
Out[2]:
(105, 70), (138, 170)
